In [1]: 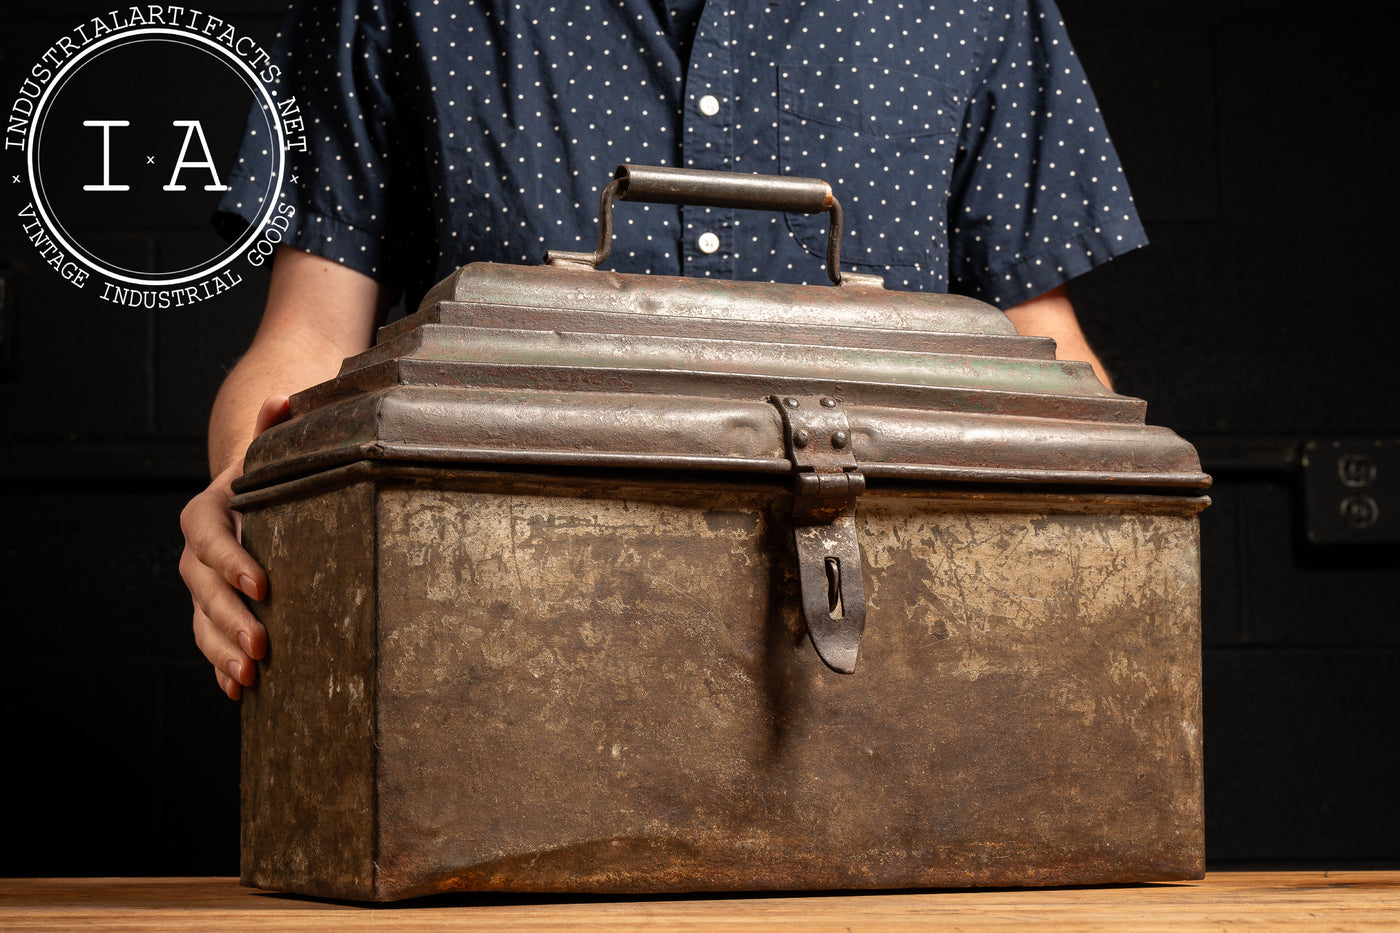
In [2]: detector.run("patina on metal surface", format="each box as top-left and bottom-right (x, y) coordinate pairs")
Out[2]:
(234, 165), (1210, 901)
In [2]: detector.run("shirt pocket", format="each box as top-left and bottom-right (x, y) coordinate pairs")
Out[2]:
(778, 65), (963, 270)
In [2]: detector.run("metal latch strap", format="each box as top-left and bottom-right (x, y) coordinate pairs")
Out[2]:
(771, 395), (868, 674)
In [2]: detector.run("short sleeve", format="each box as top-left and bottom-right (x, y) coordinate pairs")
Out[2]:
(947, 0), (1147, 308)
(216, 0), (427, 298)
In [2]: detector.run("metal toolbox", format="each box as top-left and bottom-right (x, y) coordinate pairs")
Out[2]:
(231, 166), (1210, 901)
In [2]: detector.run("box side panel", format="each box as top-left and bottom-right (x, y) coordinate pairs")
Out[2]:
(240, 481), (376, 899)
(369, 481), (1202, 897)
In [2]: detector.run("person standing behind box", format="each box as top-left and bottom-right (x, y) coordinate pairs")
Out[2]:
(184, 0), (1144, 698)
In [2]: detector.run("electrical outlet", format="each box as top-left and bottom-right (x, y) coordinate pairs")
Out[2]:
(1301, 438), (1399, 545)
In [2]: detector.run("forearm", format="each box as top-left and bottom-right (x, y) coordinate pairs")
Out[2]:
(1003, 285), (1113, 391)
(208, 337), (345, 477)
(207, 247), (387, 476)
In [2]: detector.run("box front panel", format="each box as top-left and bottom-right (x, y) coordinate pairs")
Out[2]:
(370, 479), (1202, 897)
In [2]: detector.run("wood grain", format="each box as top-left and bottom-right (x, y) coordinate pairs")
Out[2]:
(1, 872), (1396, 932)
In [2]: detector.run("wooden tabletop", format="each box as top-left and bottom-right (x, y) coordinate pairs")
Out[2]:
(1, 872), (1396, 931)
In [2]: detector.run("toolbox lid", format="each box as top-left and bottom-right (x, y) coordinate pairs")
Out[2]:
(235, 258), (1207, 495)
(233, 164), (1208, 677)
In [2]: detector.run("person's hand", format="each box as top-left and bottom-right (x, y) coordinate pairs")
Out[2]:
(180, 395), (291, 699)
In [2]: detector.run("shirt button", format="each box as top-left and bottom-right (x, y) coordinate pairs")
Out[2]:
(697, 231), (721, 254)
(698, 95), (721, 117)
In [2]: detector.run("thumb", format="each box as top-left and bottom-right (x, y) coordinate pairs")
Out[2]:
(253, 394), (292, 437)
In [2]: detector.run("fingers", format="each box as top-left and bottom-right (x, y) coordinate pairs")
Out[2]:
(193, 595), (261, 700)
(215, 668), (242, 701)
(181, 470), (267, 601)
(183, 393), (292, 699)
(194, 615), (243, 699)
(181, 467), (271, 699)
(183, 539), (268, 653)
(185, 536), (269, 692)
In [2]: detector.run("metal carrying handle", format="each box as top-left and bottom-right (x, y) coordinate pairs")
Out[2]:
(546, 164), (846, 285)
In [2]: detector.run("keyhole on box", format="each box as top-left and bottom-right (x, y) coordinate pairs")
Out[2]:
(825, 557), (845, 619)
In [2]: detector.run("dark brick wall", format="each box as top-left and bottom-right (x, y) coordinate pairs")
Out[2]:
(1061, 0), (1399, 865)
(0, 0), (1395, 876)
(0, 1), (283, 876)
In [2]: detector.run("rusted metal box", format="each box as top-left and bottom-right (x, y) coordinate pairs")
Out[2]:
(231, 167), (1210, 901)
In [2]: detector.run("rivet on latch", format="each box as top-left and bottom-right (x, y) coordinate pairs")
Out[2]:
(831, 431), (850, 450)
(820, 396), (838, 408)
(784, 397), (800, 409)
(793, 429), (811, 448)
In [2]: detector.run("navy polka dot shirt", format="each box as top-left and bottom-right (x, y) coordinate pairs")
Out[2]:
(219, 0), (1146, 311)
